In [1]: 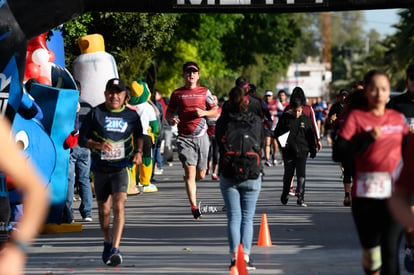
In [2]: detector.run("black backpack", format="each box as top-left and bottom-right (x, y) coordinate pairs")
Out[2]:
(220, 112), (263, 181)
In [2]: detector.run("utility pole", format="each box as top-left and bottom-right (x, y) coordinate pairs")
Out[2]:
(320, 12), (332, 71)
(320, 12), (332, 99)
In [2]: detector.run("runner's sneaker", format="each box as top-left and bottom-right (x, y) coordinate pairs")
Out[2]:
(289, 187), (296, 196)
(142, 183), (158, 193)
(280, 193), (289, 205)
(106, 248), (123, 267)
(297, 199), (308, 207)
(245, 259), (256, 270)
(405, 245), (414, 272)
(82, 217), (93, 222)
(264, 160), (272, 167)
(229, 257), (256, 271)
(343, 193), (351, 207)
(229, 257), (236, 269)
(154, 168), (163, 175)
(102, 241), (112, 264)
(244, 255), (256, 270)
(191, 207), (202, 220)
(211, 174), (218, 181)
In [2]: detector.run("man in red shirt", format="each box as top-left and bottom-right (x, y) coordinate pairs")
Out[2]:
(165, 62), (218, 219)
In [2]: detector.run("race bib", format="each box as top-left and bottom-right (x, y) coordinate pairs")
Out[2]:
(101, 142), (125, 160)
(356, 172), (392, 199)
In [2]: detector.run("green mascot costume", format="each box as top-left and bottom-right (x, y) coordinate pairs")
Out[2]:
(129, 80), (159, 193)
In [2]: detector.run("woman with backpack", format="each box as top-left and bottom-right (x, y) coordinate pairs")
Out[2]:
(215, 86), (264, 271)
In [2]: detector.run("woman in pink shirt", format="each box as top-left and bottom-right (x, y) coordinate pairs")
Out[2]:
(334, 69), (409, 275)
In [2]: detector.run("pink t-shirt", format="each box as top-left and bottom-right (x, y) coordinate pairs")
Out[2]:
(168, 86), (216, 137)
(339, 108), (409, 198)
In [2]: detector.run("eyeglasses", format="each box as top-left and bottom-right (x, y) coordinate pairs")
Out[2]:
(408, 74), (414, 81)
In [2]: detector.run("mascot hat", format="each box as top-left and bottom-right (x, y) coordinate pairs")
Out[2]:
(129, 79), (151, 105)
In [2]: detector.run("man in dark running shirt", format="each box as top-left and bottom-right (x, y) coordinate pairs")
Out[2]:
(79, 78), (144, 267)
(387, 64), (414, 272)
(165, 62), (218, 219)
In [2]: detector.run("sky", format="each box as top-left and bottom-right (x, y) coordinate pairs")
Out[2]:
(362, 9), (401, 37)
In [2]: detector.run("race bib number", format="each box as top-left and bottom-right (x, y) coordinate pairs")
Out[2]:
(356, 172), (392, 199)
(101, 142), (125, 160)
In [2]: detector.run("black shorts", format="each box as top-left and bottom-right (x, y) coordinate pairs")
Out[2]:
(94, 168), (129, 201)
(352, 197), (402, 274)
(265, 129), (274, 138)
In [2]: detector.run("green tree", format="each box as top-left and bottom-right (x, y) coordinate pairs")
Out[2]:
(220, 13), (300, 95)
(62, 12), (178, 85)
(352, 9), (410, 91)
(290, 13), (320, 63)
(155, 14), (241, 96)
(328, 11), (366, 91)
(62, 12), (301, 98)
(383, 8), (414, 90)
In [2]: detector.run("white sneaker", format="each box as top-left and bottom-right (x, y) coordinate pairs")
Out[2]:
(154, 168), (164, 175)
(83, 217), (93, 222)
(142, 183), (158, 193)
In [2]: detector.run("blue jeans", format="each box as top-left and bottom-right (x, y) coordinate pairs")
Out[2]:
(152, 138), (162, 169)
(220, 176), (261, 255)
(66, 146), (92, 219)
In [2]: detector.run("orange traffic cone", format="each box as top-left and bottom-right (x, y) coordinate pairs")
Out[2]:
(258, 213), (272, 246)
(230, 265), (239, 275)
(236, 243), (248, 275)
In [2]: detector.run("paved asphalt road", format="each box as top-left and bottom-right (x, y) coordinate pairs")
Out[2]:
(25, 141), (411, 274)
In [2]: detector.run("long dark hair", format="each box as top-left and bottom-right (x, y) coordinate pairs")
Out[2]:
(228, 86), (248, 112)
(290, 86), (307, 106)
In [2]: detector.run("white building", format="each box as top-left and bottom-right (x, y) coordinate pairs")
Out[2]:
(276, 60), (332, 99)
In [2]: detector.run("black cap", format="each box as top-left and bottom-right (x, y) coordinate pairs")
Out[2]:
(105, 78), (126, 92)
(183, 61), (199, 73)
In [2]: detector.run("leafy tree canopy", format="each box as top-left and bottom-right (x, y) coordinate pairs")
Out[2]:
(63, 12), (300, 98)
(63, 12), (178, 85)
